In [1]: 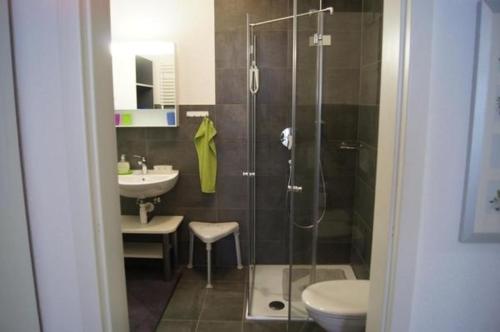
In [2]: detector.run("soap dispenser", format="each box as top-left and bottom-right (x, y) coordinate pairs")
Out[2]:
(117, 154), (131, 175)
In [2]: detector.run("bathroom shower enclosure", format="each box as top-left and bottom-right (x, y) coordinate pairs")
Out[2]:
(245, 0), (381, 326)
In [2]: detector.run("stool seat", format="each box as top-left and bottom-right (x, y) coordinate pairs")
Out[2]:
(189, 221), (239, 243)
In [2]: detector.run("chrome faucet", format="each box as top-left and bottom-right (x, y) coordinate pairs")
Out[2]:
(134, 155), (148, 174)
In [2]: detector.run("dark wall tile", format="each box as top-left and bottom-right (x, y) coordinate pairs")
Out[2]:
(361, 16), (382, 66)
(216, 69), (246, 104)
(256, 30), (289, 69)
(218, 139), (247, 176)
(215, 29), (247, 69)
(357, 143), (377, 188)
(359, 62), (381, 106)
(215, 104), (247, 140)
(353, 177), (374, 229)
(217, 175), (248, 209)
(357, 105), (379, 147)
(323, 104), (359, 140)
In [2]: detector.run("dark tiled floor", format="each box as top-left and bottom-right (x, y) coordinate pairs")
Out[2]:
(158, 266), (325, 332)
(126, 260), (181, 332)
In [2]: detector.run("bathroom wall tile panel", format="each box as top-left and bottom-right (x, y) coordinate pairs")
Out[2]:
(117, 139), (147, 163)
(255, 241), (287, 264)
(216, 69), (247, 104)
(256, 30), (289, 69)
(215, 29), (247, 69)
(323, 39), (362, 70)
(323, 68), (360, 105)
(362, 0), (383, 14)
(255, 104), (290, 141)
(323, 142), (357, 177)
(325, 175), (355, 207)
(164, 175), (216, 208)
(257, 68), (292, 104)
(350, 251), (370, 279)
(361, 16), (383, 66)
(359, 62), (381, 106)
(213, 237), (248, 266)
(116, 127), (146, 142)
(255, 176), (288, 210)
(215, 104), (247, 141)
(323, 104), (359, 141)
(146, 140), (198, 174)
(120, 196), (140, 215)
(256, 140), (290, 176)
(217, 208), (249, 241)
(324, 12), (362, 33)
(322, 0), (362, 12)
(353, 177), (375, 229)
(296, 69), (317, 106)
(316, 242), (351, 264)
(215, 0), (289, 32)
(357, 105), (379, 147)
(357, 143), (377, 189)
(255, 209), (287, 242)
(145, 127), (181, 141)
(217, 176), (248, 210)
(218, 139), (247, 176)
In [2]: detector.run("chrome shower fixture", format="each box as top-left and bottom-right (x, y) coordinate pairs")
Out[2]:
(280, 127), (293, 150)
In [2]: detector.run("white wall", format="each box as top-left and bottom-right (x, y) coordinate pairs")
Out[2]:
(398, 0), (500, 331)
(110, 0), (216, 105)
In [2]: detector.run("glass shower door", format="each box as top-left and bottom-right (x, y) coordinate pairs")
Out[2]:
(288, 6), (325, 324)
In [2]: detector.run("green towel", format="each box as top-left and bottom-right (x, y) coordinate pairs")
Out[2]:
(194, 117), (217, 193)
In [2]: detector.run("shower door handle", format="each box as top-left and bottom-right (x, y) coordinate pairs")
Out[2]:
(288, 185), (303, 193)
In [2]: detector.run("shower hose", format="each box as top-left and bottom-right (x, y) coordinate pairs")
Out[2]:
(286, 159), (327, 230)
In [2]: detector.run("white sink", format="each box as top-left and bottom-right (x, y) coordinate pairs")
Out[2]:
(118, 171), (179, 199)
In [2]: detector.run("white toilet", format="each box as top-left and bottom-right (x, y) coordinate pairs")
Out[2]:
(302, 280), (369, 332)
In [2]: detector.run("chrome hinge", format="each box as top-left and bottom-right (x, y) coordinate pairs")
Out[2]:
(242, 171), (256, 177)
(288, 185), (303, 193)
(309, 33), (331, 46)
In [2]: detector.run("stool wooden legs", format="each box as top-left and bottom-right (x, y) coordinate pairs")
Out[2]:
(187, 231), (194, 269)
(234, 231), (243, 270)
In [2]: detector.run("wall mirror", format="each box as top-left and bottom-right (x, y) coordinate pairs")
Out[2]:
(460, 0), (500, 242)
(111, 41), (178, 127)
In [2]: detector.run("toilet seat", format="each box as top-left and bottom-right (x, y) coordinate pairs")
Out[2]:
(302, 280), (369, 319)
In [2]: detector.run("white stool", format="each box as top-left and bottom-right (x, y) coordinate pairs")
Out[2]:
(187, 221), (243, 288)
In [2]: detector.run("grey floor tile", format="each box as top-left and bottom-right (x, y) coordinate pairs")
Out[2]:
(288, 321), (326, 332)
(199, 282), (245, 321)
(156, 320), (196, 332)
(162, 280), (207, 320)
(183, 266), (248, 283)
(196, 321), (243, 332)
(243, 321), (288, 332)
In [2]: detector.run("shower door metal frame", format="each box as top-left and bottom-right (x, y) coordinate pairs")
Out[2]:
(244, 5), (333, 321)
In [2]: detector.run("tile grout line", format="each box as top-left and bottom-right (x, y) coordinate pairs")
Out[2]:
(194, 287), (209, 331)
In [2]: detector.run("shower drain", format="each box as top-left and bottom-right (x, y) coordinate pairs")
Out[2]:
(269, 301), (285, 311)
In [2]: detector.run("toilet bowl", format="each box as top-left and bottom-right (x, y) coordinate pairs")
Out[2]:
(302, 280), (369, 332)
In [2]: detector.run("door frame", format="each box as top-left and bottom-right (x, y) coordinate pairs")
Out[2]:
(8, 0), (420, 329)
